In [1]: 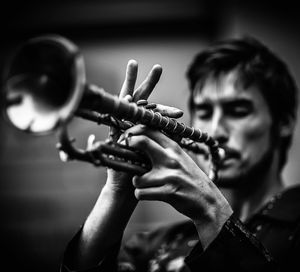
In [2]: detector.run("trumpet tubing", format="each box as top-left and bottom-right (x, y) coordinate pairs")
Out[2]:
(2, 35), (222, 181)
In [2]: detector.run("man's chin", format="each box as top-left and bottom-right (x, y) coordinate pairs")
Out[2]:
(215, 148), (274, 189)
(214, 170), (243, 188)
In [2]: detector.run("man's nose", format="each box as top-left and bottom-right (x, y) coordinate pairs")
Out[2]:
(210, 112), (229, 145)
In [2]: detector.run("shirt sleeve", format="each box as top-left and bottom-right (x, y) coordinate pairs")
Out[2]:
(60, 227), (120, 272)
(60, 227), (154, 272)
(184, 215), (280, 272)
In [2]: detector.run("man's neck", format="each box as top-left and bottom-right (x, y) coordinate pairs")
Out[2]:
(221, 153), (285, 223)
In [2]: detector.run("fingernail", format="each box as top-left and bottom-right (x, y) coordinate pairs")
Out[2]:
(124, 94), (133, 102)
(145, 103), (157, 109)
(137, 99), (148, 106)
(153, 64), (162, 70)
(169, 107), (184, 118)
(118, 134), (125, 143)
(128, 59), (138, 66)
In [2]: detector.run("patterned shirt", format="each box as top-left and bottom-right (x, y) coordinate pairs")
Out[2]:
(61, 185), (300, 272)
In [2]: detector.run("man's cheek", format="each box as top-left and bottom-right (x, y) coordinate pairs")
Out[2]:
(245, 126), (270, 143)
(242, 116), (272, 140)
(240, 128), (271, 160)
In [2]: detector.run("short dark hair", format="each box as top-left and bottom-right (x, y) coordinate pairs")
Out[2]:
(186, 36), (298, 169)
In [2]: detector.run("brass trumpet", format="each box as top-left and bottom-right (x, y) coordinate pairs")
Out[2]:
(2, 35), (223, 181)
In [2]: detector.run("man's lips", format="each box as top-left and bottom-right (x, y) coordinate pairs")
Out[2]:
(219, 147), (240, 165)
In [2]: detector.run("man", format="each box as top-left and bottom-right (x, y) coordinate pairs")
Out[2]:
(61, 37), (300, 271)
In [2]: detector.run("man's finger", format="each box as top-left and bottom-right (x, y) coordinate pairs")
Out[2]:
(133, 64), (162, 101)
(110, 94), (133, 140)
(119, 59), (138, 98)
(124, 134), (169, 165)
(153, 104), (184, 118)
(120, 124), (178, 151)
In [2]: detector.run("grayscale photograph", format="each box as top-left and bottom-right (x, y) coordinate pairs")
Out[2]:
(0, 0), (300, 271)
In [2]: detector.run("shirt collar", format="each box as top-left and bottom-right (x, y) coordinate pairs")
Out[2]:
(257, 185), (300, 222)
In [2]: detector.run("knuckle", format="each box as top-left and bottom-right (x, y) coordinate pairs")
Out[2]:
(168, 159), (180, 169)
(134, 135), (150, 149)
(172, 142), (183, 153)
(165, 149), (181, 168)
(134, 189), (143, 200)
(163, 182), (180, 198)
(125, 124), (144, 135)
(132, 176), (143, 188)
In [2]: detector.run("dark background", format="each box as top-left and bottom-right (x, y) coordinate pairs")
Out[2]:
(1, 1), (300, 271)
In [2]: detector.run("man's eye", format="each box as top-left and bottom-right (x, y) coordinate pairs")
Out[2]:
(228, 106), (251, 117)
(195, 109), (212, 119)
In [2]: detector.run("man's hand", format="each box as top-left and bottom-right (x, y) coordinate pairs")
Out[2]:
(74, 61), (166, 269)
(107, 60), (183, 192)
(121, 124), (233, 249)
(106, 60), (162, 189)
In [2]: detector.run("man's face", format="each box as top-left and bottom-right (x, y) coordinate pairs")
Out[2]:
(191, 71), (274, 187)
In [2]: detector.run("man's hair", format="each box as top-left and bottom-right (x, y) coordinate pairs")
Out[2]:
(186, 36), (298, 170)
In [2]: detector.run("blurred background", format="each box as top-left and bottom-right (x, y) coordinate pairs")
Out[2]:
(0, 0), (300, 271)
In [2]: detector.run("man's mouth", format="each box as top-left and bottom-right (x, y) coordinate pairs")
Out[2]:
(219, 147), (240, 167)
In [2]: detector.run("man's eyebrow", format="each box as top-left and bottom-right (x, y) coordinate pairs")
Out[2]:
(193, 97), (253, 108)
(192, 101), (211, 109)
(222, 98), (253, 107)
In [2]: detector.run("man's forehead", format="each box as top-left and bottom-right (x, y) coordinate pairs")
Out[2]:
(192, 71), (259, 104)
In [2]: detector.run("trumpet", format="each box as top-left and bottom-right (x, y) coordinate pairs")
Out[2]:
(2, 35), (223, 181)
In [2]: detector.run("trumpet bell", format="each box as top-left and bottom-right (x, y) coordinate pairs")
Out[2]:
(3, 35), (86, 134)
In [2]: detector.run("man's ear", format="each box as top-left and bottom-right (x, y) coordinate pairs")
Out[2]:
(278, 116), (296, 138)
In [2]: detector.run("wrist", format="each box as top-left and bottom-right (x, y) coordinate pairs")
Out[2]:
(106, 170), (135, 190)
(193, 199), (233, 250)
(81, 182), (138, 246)
(102, 180), (138, 206)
